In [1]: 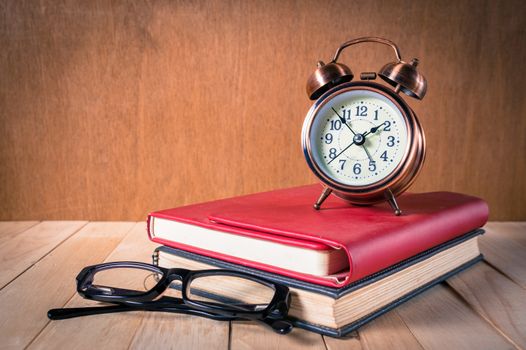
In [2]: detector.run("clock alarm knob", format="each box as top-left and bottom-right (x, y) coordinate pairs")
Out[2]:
(379, 58), (427, 100)
(306, 61), (353, 100)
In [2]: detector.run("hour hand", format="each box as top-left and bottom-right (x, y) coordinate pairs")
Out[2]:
(369, 121), (386, 134)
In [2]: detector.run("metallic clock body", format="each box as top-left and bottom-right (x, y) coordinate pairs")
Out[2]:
(302, 37), (428, 214)
(302, 81), (425, 206)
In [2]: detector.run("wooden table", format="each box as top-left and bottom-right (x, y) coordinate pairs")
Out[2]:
(0, 221), (524, 349)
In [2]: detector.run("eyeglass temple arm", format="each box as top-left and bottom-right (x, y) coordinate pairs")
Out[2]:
(48, 305), (137, 320)
(48, 304), (236, 321)
(48, 304), (293, 335)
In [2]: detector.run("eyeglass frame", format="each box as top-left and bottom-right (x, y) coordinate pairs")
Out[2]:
(50, 261), (293, 334)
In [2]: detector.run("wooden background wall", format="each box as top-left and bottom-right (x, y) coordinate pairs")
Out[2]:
(1, 0), (525, 221)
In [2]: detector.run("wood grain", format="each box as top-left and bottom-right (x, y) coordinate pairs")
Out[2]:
(0, 221), (523, 349)
(324, 333), (363, 350)
(484, 222), (526, 248)
(128, 313), (230, 350)
(0, 222), (134, 349)
(479, 223), (526, 289)
(230, 321), (326, 350)
(0, 0), (525, 221)
(446, 262), (526, 349)
(395, 284), (515, 350)
(0, 221), (39, 244)
(0, 221), (39, 235)
(0, 221), (87, 289)
(324, 311), (423, 350)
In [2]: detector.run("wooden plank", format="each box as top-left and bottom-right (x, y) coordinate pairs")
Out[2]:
(0, 222), (135, 350)
(324, 333), (363, 350)
(324, 311), (423, 350)
(396, 284), (515, 350)
(484, 222), (526, 247)
(230, 321), (326, 350)
(0, 221), (40, 254)
(0, 221), (39, 239)
(0, 221), (87, 289)
(446, 262), (526, 349)
(129, 313), (229, 349)
(30, 222), (230, 350)
(480, 223), (526, 289)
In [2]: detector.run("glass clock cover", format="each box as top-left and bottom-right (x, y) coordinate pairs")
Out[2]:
(308, 89), (409, 187)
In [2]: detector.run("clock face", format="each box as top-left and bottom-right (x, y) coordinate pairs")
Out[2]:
(307, 88), (409, 187)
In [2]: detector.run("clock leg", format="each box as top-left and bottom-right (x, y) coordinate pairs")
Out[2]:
(384, 188), (402, 216)
(314, 187), (333, 210)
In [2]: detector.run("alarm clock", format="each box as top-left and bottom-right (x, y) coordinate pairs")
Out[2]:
(301, 37), (427, 215)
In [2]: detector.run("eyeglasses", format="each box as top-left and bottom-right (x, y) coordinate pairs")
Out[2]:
(48, 261), (293, 334)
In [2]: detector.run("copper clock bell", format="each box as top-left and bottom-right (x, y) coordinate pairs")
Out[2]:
(302, 37), (428, 215)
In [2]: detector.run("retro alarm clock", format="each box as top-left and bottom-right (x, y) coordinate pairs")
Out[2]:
(301, 37), (427, 215)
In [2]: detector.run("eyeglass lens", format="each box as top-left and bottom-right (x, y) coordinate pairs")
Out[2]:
(186, 274), (276, 312)
(89, 267), (163, 295)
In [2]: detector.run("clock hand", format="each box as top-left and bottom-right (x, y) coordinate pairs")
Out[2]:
(330, 108), (380, 162)
(362, 122), (387, 161)
(327, 140), (357, 165)
(362, 144), (374, 163)
(369, 121), (387, 134)
(326, 127), (377, 166)
(359, 122), (388, 162)
(331, 107), (357, 135)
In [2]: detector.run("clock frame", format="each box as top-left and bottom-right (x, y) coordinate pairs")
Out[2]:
(302, 37), (428, 215)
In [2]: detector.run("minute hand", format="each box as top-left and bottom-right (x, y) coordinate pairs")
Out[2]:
(327, 140), (356, 165)
(331, 107), (357, 135)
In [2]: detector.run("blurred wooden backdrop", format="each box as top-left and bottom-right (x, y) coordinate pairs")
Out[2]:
(1, 0), (525, 221)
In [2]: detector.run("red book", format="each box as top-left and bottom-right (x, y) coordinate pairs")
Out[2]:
(147, 184), (489, 287)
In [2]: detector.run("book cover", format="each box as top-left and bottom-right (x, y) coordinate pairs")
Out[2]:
(148, 184), (488, 287)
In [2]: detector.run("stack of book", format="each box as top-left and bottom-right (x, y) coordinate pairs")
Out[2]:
(147, 184), (488, 337)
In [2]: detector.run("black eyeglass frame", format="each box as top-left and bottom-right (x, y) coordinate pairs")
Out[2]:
(74, 261), (291, 330)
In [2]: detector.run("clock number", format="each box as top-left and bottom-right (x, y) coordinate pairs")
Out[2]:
(330, 120), (342, 130)
(353, 163), (361, 175)
(387, 136), (395, 147)
(339, 159), (346, 170)
(355, 105), (368, 117)
(324, 133), (333, 144)
(374, 109), (379, 121)
(368, 161), (376, 171)
(329, 148), (337, 159)
(380, 150), (388, 162)
(384, 121), (392, 131)
(342, 109), (351, 120)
